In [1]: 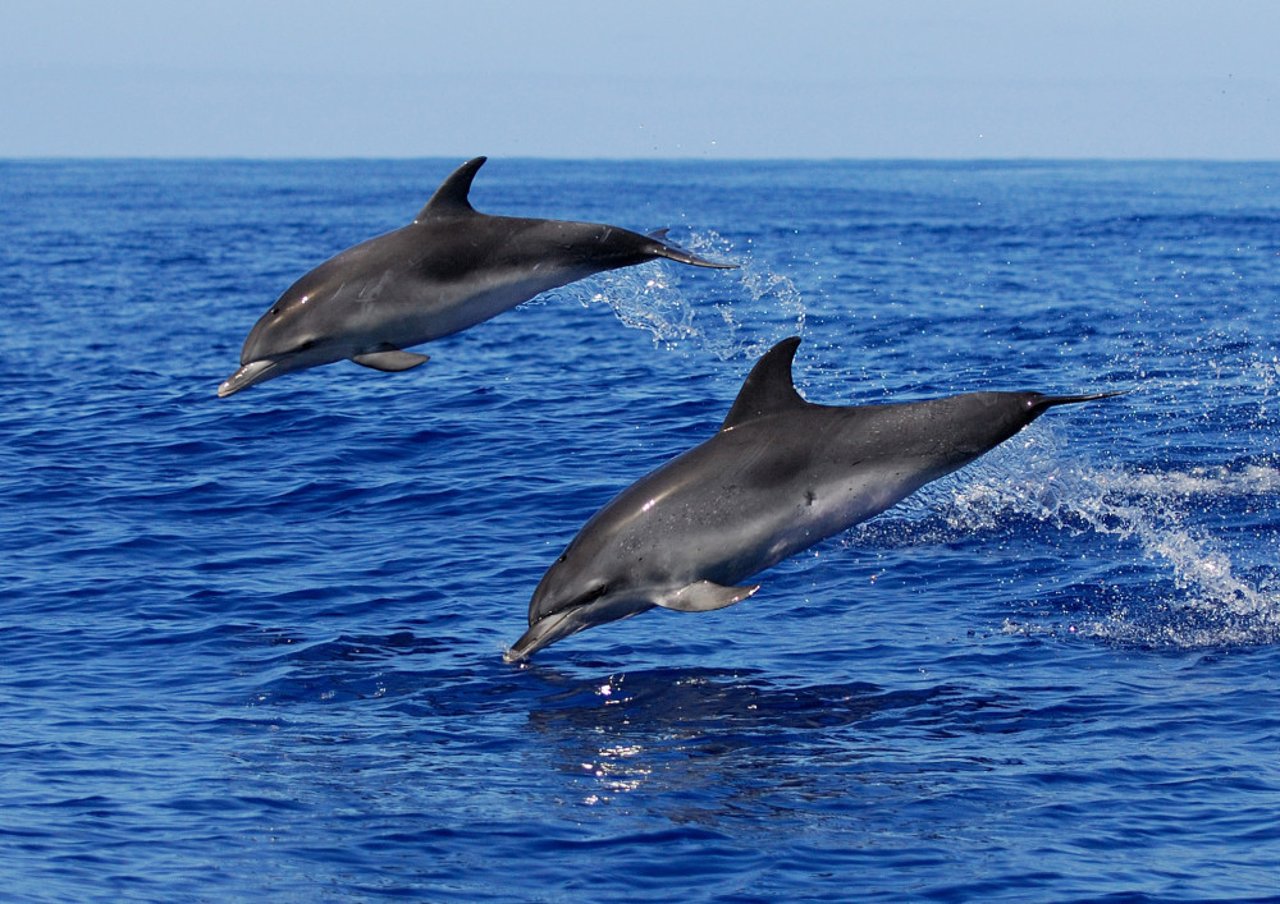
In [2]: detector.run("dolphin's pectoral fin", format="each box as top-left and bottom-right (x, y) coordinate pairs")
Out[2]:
(351, 350), (431, 372)
(655, 580), (760, 613)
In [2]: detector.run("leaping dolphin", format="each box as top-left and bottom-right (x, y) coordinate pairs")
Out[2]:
(217, 156), (734, 397)
(506, 337), (1120, 662)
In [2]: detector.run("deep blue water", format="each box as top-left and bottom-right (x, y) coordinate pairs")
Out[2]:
(2, 158), (1280, 902)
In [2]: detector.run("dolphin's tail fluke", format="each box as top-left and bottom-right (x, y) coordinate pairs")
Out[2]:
(645, 228), (738, 270)
(1029, 389), (1128, 417)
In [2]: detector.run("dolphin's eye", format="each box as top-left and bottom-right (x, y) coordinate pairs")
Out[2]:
(297, 340), (316, 352)
(269, 306), (280, 317)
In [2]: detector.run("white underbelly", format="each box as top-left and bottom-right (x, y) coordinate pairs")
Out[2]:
(393, 270), (589, 343)
(708, 466), (938, 580)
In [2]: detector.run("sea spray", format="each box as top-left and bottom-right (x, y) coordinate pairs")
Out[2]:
(559, 228), (806, 360)
(847, 425), (1280, 648)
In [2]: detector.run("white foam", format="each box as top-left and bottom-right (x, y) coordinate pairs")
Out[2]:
(861, 427), (1280, 649)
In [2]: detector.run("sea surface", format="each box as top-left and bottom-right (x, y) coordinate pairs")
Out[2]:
(2, 158), (1279, 902)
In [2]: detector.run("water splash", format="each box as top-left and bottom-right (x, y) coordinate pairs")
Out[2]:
(856, 430), (1280, 649)
(1040, 460), (1280, 647)
(562, 229), (806, 361)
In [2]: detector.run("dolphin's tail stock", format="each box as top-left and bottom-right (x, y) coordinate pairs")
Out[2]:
(644, 228), (738, 270)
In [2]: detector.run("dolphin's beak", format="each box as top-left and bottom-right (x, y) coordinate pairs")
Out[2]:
(217, 359), (277, 398)
(504, 609), (578, 664)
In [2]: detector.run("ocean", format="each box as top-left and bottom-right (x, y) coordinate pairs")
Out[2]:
(2, 158), (1278, 902)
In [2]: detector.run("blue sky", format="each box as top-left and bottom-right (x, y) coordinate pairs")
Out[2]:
(3, 0), (1277, 158)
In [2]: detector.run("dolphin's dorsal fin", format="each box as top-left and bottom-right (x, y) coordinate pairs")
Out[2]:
(720, 336), (809, 430)
(414, 156), (487, 222)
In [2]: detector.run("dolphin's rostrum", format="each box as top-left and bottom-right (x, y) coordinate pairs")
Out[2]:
(506, 337), (1120, 662)
(218, 156), (734, 397)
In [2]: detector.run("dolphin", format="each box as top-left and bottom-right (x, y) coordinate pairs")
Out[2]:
(217, 156), (734, 397)
(505, 336), (1120, 662)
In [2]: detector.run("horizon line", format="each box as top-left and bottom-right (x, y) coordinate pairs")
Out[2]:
(4, 153), (1279, 165)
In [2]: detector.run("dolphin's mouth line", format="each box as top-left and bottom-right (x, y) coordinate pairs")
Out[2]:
(505, 608), (578, 663)
(508, 583), (673, 663)
(535, 583), (609, 624)
(216, 358), (281, 398)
